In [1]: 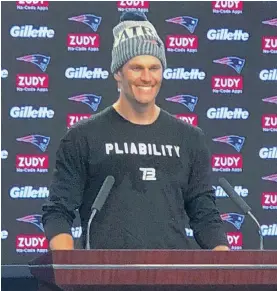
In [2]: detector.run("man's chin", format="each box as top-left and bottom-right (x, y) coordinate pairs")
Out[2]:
(134, 97), (155, 106)
(132, 92), (158, 104)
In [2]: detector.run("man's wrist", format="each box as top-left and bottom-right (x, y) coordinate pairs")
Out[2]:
(212, 245), (230, 251)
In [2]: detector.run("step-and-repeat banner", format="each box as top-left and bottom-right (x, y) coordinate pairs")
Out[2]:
(1, 1), (277, 271)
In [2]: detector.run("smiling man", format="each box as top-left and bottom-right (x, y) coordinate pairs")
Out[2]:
(42, 12), (229, 251)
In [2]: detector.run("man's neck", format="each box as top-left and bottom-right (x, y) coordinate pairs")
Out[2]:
(113, 97), (160, 125)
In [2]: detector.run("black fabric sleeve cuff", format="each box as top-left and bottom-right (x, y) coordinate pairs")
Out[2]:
(194, 226), (229, 249)
(43, 214), (72, 243)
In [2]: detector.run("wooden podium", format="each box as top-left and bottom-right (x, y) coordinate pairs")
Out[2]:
(29, 250), (277, 291)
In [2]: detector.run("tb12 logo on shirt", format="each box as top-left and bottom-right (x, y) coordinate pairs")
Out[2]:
(139, 167), (156, 181)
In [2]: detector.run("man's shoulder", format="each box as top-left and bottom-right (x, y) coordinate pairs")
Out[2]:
(160, 108), (203, 136)
(65, 106), (113, 139)
(70, 106), (113, 131)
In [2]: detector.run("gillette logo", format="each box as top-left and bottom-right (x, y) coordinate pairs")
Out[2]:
(261, 224), (277, 236)
(175, 114), (198, 126)
(207, 29), (249, 41)
(262, 114), (277, 132)
(16, 155), (49, 173)
(163, 68), (206, 80)
(117, 1), (149, 12)
(16, 74), (48, 92)
(10, 25), (54, 38)
(212, 154), (243, 172)
(166, 35), (198, 53)
(259, 69), (277, 81)
(212, 76), (243, 94)
(166, 95), (198, 112)
(10, 106), (54, 119)
(262, 37), (277, 54)
(207, 107), (249, 120)
(67, 114), (91, 128)
(213, 135), (245, 152)
(16, 1), (49, 11)
(212, 1), (243, 14)
(10, 186), (49, 199)
(259, 147), (277, 159)
(213, 186), (248, 198)
(65, 67), (109, 79)
(67, 34), (100, 52)
(262, 192), (277, 210)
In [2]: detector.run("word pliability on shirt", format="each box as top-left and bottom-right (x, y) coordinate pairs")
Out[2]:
(105, 142), (181, 158)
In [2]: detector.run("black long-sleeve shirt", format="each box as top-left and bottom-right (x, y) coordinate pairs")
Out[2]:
(42, 106), (228, 249)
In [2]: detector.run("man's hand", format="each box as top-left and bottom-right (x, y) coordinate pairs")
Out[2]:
(49, 233), (74, 250)
(212, 245), (230, 251)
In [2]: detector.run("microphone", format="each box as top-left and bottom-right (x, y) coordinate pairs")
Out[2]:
(218, 177), (264, 250)
(85, 176), (115, 250)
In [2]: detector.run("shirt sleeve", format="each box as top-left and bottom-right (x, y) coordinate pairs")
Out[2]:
(41, 126), (88, 243)
(184, 127), (229, 249)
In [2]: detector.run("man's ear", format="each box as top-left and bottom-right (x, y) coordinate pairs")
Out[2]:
(114, 69), (122, 82)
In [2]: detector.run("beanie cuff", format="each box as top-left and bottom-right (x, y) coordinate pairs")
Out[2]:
(111, 36), (167, 73)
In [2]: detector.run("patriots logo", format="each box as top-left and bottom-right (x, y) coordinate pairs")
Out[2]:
(68, 14), (102, 32)
(262, 18), (277, 27)
(68, 94), (102, 111)
(220, 213), (245, 230)
(16, 215), (44, 232)
(16, 135), (50, 152)
(262, 96), (277, 105)
(262, 174), (277, 183)
(212, 135), (245, 152)
(16, 54), (50, 72)
(213, 57), (245, 74)
(165, 95), (198, 112)
(166, 16), (198, 33)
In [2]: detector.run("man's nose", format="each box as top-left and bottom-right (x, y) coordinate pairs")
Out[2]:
(140, 69), (151, 82)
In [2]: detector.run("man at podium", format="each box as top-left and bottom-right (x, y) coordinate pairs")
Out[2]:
(42, 12), (230, 251)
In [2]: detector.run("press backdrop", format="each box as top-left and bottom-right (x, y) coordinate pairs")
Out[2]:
(1, 1), (277, 276)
